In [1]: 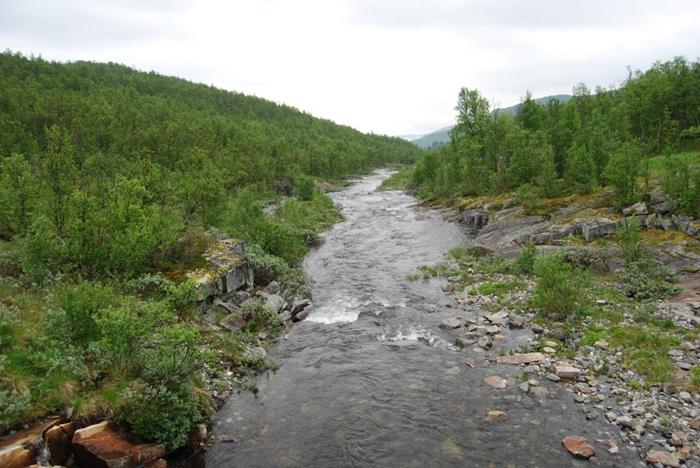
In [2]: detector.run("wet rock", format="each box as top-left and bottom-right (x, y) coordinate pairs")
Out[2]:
(278, 310), (292, 322)
(145, 459), (168, 468)
(72, 421), (166, 468)
(496, 352), (545, 365)
(562, 435), (595, 459)
(439, 318), (462, 329)
(485, 325), (500, 335)
(463, 208), (489, 229)
(483, 376), (508, 389)
(484, 410), (505, 422)
(531, 386), (549, 399)
(293, 307), (311, 322)
(545, 373), (561, 382)
(0, 445), (35, 468)
(622, 202), (648, 216)
(646, 450), (680, 467)
(455, 337), (474, 348)
(477, 336), (492, 349)
(290, 298), (311, 317)
(45, 424), (72, 465)
(519, 382), (529, 393)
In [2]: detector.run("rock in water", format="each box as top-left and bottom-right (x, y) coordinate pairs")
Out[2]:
(483, 376), (508, 388)
(72, 421), (166, 467)
(562, 435), (595, 459)
(484, 410), (506, 422)
(439, 318), (461, 329)
(554, 364), (581, 380)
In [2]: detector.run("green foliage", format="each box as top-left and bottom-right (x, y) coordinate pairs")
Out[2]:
(513, 243), (537, 275)
(166, 279), (198, 319)
(246, 244), (309, 297)
(660, 154), (700, 217)
(119, 380), (208, 449)
(238, 299), (283, 335)
(531, 254), (588, 320)
(48, 282), (119, 345)
(615, 219), (644, 264)
(604, 142), (642, 206)
(618, 259), (679, 300)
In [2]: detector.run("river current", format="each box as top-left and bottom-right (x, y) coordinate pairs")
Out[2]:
(206, 170), (635, 467)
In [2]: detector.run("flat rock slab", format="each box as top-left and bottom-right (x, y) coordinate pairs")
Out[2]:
(496, 352), (545, 365)
(554, 364), (582, 380)
(72, 421), (165, 468)
(562, 435), (595, 459)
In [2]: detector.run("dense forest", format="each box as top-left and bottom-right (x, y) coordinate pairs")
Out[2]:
(411, 57), (700, 215)
(0, 51), (419, 276)
(0, 52), (418, 448)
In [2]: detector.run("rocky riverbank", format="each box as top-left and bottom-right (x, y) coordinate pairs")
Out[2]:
(422, 189), (700, 466)
(0, 235), (312, 468)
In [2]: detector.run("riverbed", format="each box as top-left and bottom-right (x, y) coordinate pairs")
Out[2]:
(206, 170), (636, 467)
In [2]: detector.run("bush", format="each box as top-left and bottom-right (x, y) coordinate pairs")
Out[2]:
(48, 282), (119, 346)
(238, 299), (282, 334)
(513, 243), (537, 275)
(618, 259), (679, 300)
(246, 244), (309, 297)
(166, 279), (198, 319)
(615, 218), (644, 264)
(119, 380), (209, 449)
(562, 246), (610, 273)
(531, 254), (588, 320)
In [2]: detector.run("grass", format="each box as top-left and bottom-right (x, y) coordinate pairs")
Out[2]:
(470, 280), (524, 297)
(380, 166), (414, 190)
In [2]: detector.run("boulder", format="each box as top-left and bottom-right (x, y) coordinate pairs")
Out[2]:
(562, 435), (595, 459)
(72, 421), (166, 468)
(0, 446), (35, 468)
(45, 423), (74, 465)
(496, 352), (545, 365)
(455, 336), (474, 348)
(462, 208), (489, 229)
(290, 298), (311, 317)
(293, 307), (311, 322)
(278, 310), (292, 322)
(579, 218), (618, 241)
(260, 293), (285, 313)
(439, 318), (461, 329)
(622, 201), (648, 216)
(475, 212), (552, 250)
(484, 310), (509, 325)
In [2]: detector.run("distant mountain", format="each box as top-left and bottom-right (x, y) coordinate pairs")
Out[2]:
(412, 94), (572, 149)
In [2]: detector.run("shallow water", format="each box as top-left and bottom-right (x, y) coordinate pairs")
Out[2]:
(206, 170), (636, 467)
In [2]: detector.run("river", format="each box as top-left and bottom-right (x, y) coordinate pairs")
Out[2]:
(206, 170), (635, 467)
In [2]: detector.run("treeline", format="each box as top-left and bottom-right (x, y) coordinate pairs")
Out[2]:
(412, 57), (700, 214)
(0, 51), (419, 278)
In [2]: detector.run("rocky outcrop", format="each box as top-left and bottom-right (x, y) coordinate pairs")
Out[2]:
(462, 208), (488, 229)
(72, 421), (166, 468)
(188, 237), (254, 313)
(0, 418), (63, 468)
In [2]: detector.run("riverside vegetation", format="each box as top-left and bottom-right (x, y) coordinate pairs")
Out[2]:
(391, 56), (700, 465)
(0, 51), (419, 456)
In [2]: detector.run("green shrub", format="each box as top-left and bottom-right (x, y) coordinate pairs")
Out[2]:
(562, 246), (610, 273)
(119, 380), (209, 449)
(166, 279), (198, 319)
(618, 259), (679, 300)
(294, 175), (316, 201)
(246, 244), (309, 297)
(615, 218), (644, 264)
(0, 304), (18, 350)
(531, 254), (588, 320)
(49, 282), (119, 345)
(238, 299), (282, 334)
(513, 243), (537, 275)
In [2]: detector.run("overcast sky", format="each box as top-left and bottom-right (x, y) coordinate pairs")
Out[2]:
(2, 0), (699, 136)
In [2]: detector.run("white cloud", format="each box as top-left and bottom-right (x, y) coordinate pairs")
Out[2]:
(1, 0), (699, 135)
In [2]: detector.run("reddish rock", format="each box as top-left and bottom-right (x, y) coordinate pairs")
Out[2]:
(72, 421), (166, 468)
(562, 435), (595, 459)
(145, 459), (168, 468)
(689, 418), (700, 430)
(0, 445), (35, 468)
(45, 425), (71, 465)
(646, 450), (680, 467)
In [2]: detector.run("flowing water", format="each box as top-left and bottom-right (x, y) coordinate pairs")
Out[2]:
(206, 170), (636, 467)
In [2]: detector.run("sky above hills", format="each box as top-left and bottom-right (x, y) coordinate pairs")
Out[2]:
(2, 0), (699, 136)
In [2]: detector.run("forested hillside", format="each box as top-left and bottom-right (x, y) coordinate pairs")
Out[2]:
(0, 51), (419, 276)
(411, 57), (700, 213)
(0, 51), (418, 450)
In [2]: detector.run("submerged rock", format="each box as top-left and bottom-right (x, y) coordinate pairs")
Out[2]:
(439, 318), (461, 329)
(562, 435), (595, 459)
(483, 376), (508, 388)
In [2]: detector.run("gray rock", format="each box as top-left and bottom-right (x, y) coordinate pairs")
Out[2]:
(290, 298), (311, 317)
(463, 208), (489, 229)
(439, 318), (462, 329)
(580, 218), (619, 241)
(455, 337), (475, 348)
(260, 292), (285, 313)
(278, 310), (292, 322)
(622, 202), (648, 216)
(478, 336), (493, 349)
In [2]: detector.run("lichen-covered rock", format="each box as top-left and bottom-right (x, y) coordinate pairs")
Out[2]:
(622, 201), (648, 216)
(579, 218), (619, 241)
